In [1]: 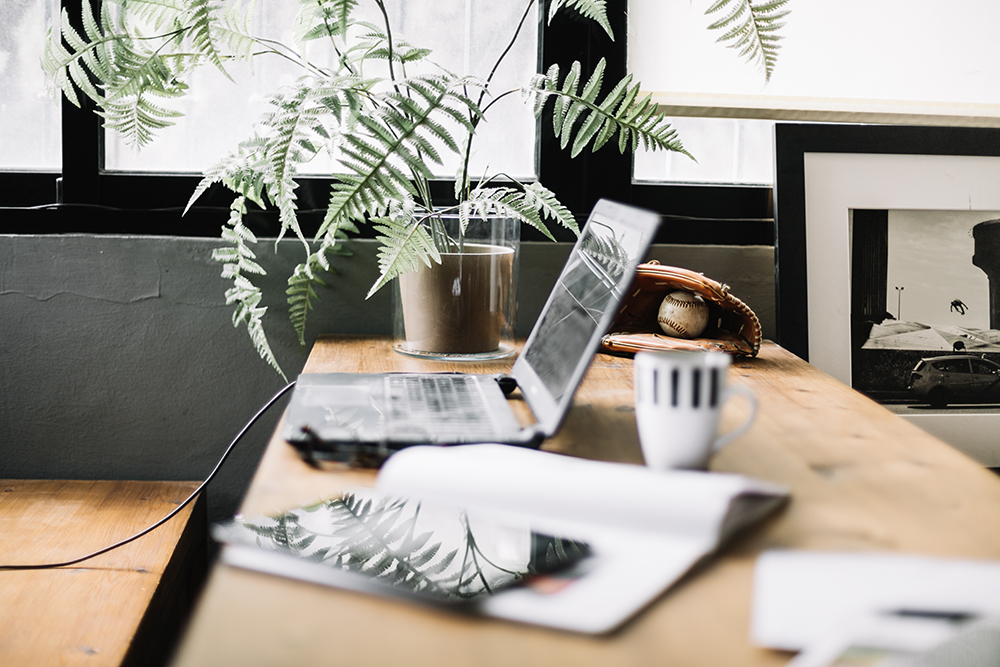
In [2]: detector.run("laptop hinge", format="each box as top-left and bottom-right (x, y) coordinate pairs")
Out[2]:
(510, 425), (546, 449)
(492, 374), (518, 396)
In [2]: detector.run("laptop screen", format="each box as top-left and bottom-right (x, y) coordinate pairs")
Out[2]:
(512, 199), (660, 437)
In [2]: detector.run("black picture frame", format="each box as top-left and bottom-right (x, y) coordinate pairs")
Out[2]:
(774, 123), (1000, 360)
(773, 123), (1000, 465)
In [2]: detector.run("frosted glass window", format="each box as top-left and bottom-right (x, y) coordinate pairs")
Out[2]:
(629, 0), (1000, 185)
(1, 0), (61, 170)
(106, 1), (538, 180)
(634, 117), (774, 186)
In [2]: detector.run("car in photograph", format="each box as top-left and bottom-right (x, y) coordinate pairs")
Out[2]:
(908, 354), (1000, 407)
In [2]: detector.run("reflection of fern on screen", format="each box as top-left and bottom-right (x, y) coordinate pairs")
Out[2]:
(524, 221), (641, 402)
(524, 258), (609, 399)
(579, 226), (631, 289)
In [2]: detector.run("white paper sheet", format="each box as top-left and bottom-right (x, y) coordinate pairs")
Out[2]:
(752, 550), (1000, 651)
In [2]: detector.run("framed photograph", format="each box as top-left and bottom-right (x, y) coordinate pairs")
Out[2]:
(774, 124), (1000, 465)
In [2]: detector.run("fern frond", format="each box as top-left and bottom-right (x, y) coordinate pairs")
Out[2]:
(183, 0), (232, 78)
(318, 75), (480, 254)
(297, 0), (357, 43)
(705, 0), (790, 82)
(211, 197), (285, 379)
(42, 0), (113, 107)
(43, 0), (192, 147)
(367, 216), (441, 298)
(311, 74), (373, 125)
(98, 88), (185, 149)
(352, 21), (433, 65)
(465, 180), (578, 241)
(212, 0), (259, 63)
(114, 0), (187, 33)
(530, 59), (690, 159)
(259, 85), (317, 243)
(190, 74), (370, 217)
(186, 136), (270, 213)
(286, 218), (356, 347)
(547, 0), (613, 40)
(215, 81), (337, 245)
(286, 266), (324, 349)
(521, 181), (579, 234)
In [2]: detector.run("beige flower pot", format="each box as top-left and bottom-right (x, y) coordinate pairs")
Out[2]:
(395, 243), (516, 357)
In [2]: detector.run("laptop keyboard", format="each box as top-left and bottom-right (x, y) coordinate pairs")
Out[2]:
(385, 374), (501, 440)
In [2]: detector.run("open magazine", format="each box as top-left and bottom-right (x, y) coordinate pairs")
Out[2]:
(216, 444), (788, 634)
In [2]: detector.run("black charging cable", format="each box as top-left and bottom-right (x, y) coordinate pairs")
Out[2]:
(0, 381), (296, 571)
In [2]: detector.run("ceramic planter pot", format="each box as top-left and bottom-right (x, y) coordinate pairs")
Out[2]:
(393, 215), (519, 360)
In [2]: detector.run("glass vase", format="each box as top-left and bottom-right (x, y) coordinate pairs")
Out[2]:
(393, 213), (519, 360)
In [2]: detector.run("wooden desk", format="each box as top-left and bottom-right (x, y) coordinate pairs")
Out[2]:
(0, 480), (206, 667)
(171, 335), (1000, 667)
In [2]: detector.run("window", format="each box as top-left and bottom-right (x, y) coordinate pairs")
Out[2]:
(935, 360), (971, 374)
(105, 1), (538, 180)
(628, 0), (1000, 186)
(0, 0), (60, 170)
(1, 0), (774, 244)
(971, 359), (999, 376)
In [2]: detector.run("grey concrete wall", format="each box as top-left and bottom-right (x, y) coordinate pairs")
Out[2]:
(0, 234), (773, 525)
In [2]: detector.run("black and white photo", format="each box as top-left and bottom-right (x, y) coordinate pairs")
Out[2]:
(851, 209), (1000, 413)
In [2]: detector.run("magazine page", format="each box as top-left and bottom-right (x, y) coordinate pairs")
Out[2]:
(215, 444), (787, 636)
(376, 444), (787, 541)
(375, 444), (788, 633)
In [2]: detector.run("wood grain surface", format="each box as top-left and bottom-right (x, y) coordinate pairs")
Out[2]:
(170, 336), (1000, 667)
(0, 479), (203, 667)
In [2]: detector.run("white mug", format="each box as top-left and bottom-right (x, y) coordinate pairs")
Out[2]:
(633, 350), (757, 470)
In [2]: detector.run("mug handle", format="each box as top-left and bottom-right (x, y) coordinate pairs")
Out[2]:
(713, 385), (758, 451)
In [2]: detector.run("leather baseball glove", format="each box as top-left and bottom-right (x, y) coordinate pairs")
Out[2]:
(601, 262), (762, 357)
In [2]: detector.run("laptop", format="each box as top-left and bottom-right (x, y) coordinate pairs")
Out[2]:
(282, 199), (660, 463)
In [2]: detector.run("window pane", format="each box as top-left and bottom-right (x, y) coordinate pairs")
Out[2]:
(633, 117), (773, 186)
(630, 0), (1000, 118)
(105, 1), (538, 180)
(628, 0), (1000, 185)
(0, 0), (61, 170)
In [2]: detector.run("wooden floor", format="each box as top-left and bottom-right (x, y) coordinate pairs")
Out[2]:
(0, 479), (206, 667)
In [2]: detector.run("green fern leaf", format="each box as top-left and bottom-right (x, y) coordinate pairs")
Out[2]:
(318, 75), (480, 263)
(43, 0), (110, 107)
(353, 21), (434, 64)
(115, 0), (187, 32)
(548, 0), (613, 40)
(186, 136), (270, 214)
(183, 0), (233, 79)
(43, 0), (194, 146)
(212, 197), (285, 379)
(367, 216), (441, 298)
(521, 182), (579, 234)
(213, 0), (259, 63)
(465, 181), (578, 241)
(252, 82), (337, 244)
(286, 218), (355, 347)
(705, 0), (791, 82)
(532, 59), (690, 159)
(298, 0), (358, 42)
(98, 87), (186, 149)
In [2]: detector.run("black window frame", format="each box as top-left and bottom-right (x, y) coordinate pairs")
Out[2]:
(0, 0), (773, 245)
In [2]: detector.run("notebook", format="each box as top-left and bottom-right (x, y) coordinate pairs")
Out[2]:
(282, 198), (660, 462)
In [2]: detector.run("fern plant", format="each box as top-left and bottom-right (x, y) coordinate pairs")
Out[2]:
(43, 0), (789, 377)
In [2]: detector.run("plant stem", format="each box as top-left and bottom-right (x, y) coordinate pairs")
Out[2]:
(371, 0), (437, 227)
(457, 0), (536, 203)
(373, 0), (398, 85)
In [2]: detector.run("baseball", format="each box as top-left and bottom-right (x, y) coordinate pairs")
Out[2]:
(657, 290), (709, 339)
